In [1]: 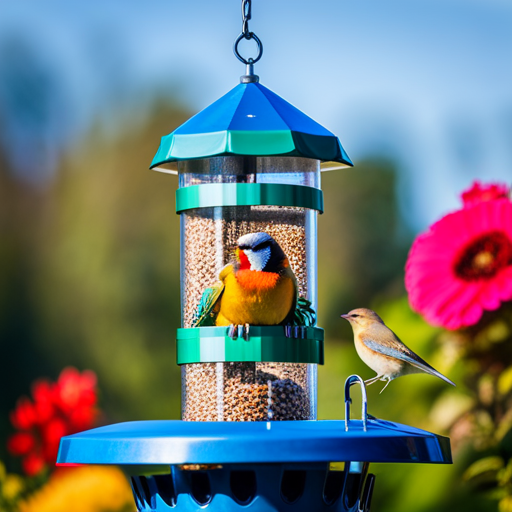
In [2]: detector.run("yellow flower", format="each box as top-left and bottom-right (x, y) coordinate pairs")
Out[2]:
(19, 466), (136, 512)
(0, 461), (25, 502)
(500, 495), (512, 512)
(3, 474), (25, 500)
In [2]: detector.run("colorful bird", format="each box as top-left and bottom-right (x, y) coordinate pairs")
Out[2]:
(341, 308), (455, 393)
(193, 232), (308, 339)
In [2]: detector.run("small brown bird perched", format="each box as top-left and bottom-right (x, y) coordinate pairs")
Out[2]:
(341, 308), (455, 393)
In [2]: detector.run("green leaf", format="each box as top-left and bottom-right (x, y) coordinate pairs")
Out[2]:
(498, 367), (512, 396)
(429, 390), (474, 430)
(496, 410), (512, 443)
(498, 458), (512, 487)
(464, 456), (504, 487)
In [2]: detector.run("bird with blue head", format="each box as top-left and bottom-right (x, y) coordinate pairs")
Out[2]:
(193, 232), (315, 339)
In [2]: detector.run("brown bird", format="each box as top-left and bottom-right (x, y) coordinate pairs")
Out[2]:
(341, 308), (455, 393)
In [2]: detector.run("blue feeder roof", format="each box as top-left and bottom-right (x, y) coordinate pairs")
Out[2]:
(151, 82), (353, 172)
(57, 419), (451, 467)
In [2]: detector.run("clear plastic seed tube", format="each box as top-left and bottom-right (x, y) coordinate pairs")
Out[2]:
(179, 157), (320, 421)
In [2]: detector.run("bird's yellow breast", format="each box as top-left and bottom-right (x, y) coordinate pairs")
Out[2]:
(216, 269), (295, 326)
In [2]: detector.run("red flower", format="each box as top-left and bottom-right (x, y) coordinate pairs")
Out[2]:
(406, 183), (512, 330)
(7, 367), (99, 476)
(10, 397), (37, 430)
(22, 453), (46, 477)
(7, 432), (35, 456)
(31, 380), (55, 425)
(461, 180), (510, 208)
(55, 368), (97, 410)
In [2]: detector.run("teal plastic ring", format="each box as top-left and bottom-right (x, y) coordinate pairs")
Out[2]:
(175, 183), (324, 214)
(176, 326), (324, 365)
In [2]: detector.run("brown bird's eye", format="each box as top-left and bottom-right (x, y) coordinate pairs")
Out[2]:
(351, 314), (359, 318)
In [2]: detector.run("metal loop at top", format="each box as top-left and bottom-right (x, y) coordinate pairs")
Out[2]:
(234, 0), (263, 68)
(344, 375), (368, 432)
(234, 32), (263, 65)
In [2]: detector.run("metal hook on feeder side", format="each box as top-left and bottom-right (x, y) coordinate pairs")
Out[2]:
(344, 375), (368, 432)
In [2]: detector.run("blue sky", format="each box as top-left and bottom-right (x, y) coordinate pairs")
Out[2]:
(0, 0), (511, 229)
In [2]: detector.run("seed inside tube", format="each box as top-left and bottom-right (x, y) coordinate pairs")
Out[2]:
(181, 206), (315, 422)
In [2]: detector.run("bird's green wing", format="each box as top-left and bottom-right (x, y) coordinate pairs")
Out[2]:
(292, 296), (317, 327)
(361, 325), (455, 386)
(191, 282), (224, 327)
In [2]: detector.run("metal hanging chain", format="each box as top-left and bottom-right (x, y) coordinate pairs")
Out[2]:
(233, 0), (263, 66)
(242, 0), (251, 36)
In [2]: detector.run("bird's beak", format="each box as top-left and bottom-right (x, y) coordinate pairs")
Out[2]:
(340, 314), (349, 320)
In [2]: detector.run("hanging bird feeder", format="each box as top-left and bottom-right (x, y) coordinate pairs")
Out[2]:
(149, 4), (352, 422)
(57, 2), (452, 510)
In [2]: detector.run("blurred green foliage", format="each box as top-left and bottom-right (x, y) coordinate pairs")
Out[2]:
(33, 103), (194, 423)
(0, 96), (506, 511)
(318, 160), (410, 334)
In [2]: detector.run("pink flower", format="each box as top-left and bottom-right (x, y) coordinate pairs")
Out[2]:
(406, 197), (512, 330)
(461, 181), (510, 208)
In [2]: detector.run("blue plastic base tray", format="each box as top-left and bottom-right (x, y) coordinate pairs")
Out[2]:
(57, 419), (451, 467)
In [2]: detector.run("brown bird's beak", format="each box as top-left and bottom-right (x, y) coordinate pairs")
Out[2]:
(340, 314), (349, 320)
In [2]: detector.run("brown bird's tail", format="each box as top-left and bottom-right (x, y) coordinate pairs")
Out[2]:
(410, 361), (456, 387)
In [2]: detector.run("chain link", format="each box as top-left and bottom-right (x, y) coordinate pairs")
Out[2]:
(241, 0), (252, 38)
(234, 0), (263, 65)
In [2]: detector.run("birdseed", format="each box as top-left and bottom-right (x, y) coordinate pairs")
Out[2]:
(182, 362), (314, 421)
(180, 205), (315, 421)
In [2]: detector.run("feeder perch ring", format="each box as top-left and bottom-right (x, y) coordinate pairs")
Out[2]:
(176, 326), (324, 365)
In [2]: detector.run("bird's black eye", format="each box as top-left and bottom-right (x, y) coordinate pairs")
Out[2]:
(351, 314), (359, 318)
(253, 241), (271, 252)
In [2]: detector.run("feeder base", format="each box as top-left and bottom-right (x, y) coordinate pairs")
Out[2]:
(129, 462), (374, 512)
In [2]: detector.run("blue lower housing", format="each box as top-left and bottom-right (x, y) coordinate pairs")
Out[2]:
(129, 462), (374, 512)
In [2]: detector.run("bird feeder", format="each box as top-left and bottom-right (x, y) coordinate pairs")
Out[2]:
(151, 65), (351, 422)
(57, 2), (452, 510)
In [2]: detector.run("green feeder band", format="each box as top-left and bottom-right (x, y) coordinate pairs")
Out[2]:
(176, 326), (324, 365)
(175, 183), (324, 214)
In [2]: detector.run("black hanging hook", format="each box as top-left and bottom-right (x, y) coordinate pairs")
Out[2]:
(233, 0), (263, 82)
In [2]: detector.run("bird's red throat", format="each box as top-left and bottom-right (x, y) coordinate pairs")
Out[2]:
(237, 249), (251, 270)
(235, 248), (280, 290)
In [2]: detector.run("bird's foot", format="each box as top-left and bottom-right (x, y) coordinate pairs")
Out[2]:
(379, 378), (392, 394)
(364, 375), (382, 386)
(284, 325), (307, 339)
(228, 324), (238, 340)
(227, 324), (251, 340)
